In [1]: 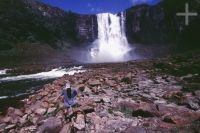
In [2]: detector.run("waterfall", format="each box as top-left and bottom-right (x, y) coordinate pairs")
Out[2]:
(90, 12), (131, 62)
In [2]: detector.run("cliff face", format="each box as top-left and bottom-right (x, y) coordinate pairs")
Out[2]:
(1, 0), (200, 52)
(76, 15), (98, 43)
(125, 0), (200, 50)
(0, 0), (98, 51)
(125, 4), (167, 44)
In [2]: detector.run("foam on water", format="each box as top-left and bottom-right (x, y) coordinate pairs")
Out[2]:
(0, 69), (8, 75)
(0, 66), (86, 82)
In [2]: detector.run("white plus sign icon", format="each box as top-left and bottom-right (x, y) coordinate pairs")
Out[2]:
(176, 3), (198, 25)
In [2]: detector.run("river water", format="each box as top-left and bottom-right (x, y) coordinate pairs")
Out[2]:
(0, 66), (86, 113)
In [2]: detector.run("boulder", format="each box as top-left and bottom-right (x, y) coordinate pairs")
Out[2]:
(47, 108), (57, 114)
(163, 90), (183, 99)
(0, 123), (6, 132)
(158, 104), (190, 116)
(13, 109), (23, 117)
(88, 80), (101, 86)
(38, 117), (62, 133)
(35, 108), (47, 115)
(102, 97), (111, 103)
(39, 91), (49, 96)
(116, 100), (158, 117)
(2, 117), (12, 123)
(73, 113), (86, 130)
(5, 124), (16, 132)
(41, 102), (49, 108)
(77, 84), (85, 91)
(163, 111), (200, 124)
(19, 114), (28, 125)
(105, 80), (116, 87)
(59, 123), (72, 133)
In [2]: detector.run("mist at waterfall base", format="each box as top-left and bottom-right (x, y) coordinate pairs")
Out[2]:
(72, 12), (141, 63)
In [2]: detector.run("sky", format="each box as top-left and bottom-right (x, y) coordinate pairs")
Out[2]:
(40, 0), (161, 14)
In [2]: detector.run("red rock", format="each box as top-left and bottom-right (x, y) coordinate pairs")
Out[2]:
(73, 113), (86, 130)
(88, 80), (101, 86)
(77, 84), (85, 91)
(163, 112), (200, 124)
(38, 117), (62, 133)
(59, 123), (71, 133)
(39, 91), (48, 96)
(13, 109), (23, 117)
(105, 79), (116, 87)
(6, 107), (15, 116)
(158, 104), (190, 116)
(41, 102), (49, 108)
(3, 116), (12, 123)
(35, 108), (47, 115)
(163, 90), (183, 99)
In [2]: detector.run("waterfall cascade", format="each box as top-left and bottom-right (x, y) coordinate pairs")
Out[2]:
(90, 12), (131, 62)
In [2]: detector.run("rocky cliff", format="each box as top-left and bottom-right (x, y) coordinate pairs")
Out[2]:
(125, 0), (200, 51)
(0, 0), (200, 52)
(0, 0), (98, 51)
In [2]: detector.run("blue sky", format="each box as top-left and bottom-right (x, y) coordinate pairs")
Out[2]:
(41, 0), (160, 14)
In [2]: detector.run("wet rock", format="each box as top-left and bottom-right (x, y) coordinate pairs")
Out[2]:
(38, 117), (62, 133)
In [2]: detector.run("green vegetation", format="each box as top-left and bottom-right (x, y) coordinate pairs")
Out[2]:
(0, 0), (77, 50)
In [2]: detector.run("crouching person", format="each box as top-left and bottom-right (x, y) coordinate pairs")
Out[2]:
(61, 83), (78, 117)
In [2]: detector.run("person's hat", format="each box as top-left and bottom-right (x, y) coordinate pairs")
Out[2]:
(63, 83), (71, 90)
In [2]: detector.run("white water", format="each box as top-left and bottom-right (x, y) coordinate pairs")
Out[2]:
(0, 69), (8, 75)
(90, 12), (132, 62)
(0, 66), (86, 82)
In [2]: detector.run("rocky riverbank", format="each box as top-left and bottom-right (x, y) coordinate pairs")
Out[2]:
(0, 53), (200, 132)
